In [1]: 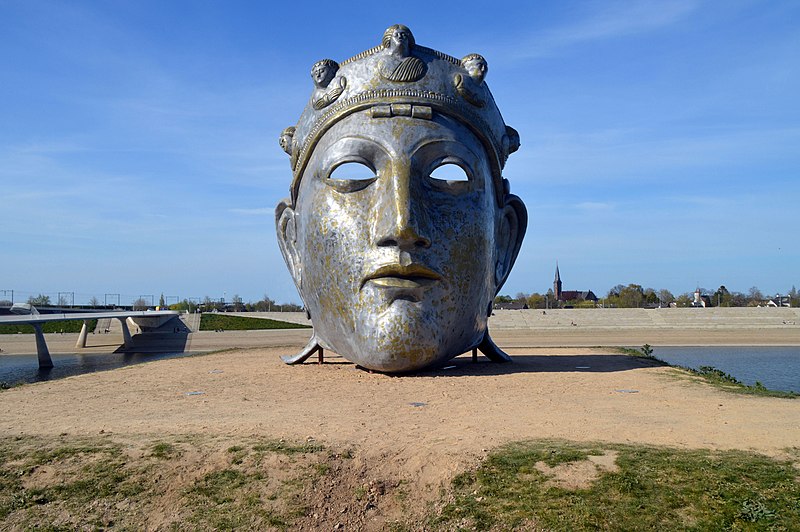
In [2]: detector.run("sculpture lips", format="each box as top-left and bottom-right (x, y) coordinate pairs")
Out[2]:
(362, 264), (442, 289)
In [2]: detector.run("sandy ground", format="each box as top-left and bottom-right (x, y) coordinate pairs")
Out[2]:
(3, 332), (799, 494)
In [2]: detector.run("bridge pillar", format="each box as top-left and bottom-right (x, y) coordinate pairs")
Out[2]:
(118, 317), (133, 349)
(32, 323), (54, 368)
(75, 320), (89, 348)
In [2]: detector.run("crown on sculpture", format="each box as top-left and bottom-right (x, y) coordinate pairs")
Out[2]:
(279, 24), (520, 207)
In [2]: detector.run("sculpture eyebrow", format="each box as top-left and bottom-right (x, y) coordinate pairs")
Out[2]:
(321, 135), (389, 167)
(412, 138), (481, 164)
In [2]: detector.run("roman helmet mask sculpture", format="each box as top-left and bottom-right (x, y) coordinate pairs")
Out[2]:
(276, 24), (527, 373)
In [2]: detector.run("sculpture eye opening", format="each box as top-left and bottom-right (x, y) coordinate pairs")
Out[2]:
(326, 161), (377, 192)
(429, 162), (469, 182)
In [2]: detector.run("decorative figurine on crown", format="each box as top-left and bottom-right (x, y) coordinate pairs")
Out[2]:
(311, 59), (347, 110)
(276, 25), (527, 373)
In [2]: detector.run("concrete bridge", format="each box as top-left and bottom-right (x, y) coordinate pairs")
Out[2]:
(0, 310), (179, 368)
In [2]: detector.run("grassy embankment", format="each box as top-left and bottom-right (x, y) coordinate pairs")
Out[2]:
(620, 345), (798, 399)
(0, 435), (328, 530)
(199, 313), (310, 331)
(432, 440), (800, 530)
(0, 320), (97, 335)
(1, 435), (798, 530)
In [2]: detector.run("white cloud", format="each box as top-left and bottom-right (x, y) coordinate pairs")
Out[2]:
(511, 0), (699, 60)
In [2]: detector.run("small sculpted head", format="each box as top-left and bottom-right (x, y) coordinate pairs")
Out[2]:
(462, 53), (488, 83)
(311, 59), (339, 89)
(382, 24), (414, 56)
(276, 25), (526, 373)
(278, 126), (295, 155)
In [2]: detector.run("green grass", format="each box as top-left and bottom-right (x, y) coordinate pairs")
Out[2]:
(199, 313), (310, 331)
(150, 441), (180, 459)
(0, 437), (143, 525)
(182, 438), (327, 529)
(431, 440), (800, 531)
(251, 439), (325, 455)
(0, 434), (330, 530)
(4, 434), (799, 530)
(618, 345), (798, 399)
(0, 319), (97, 335)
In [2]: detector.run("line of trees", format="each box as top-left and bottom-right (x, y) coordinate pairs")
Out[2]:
(496, 285), (799, 309)
(167, 294), (303, 313)
(0, 293), (304, 313)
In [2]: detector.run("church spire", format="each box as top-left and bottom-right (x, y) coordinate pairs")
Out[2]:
(553, 261), (562, 301)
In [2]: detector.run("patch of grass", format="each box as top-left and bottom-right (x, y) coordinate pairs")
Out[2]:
(617, 345), (666, 363)
(185, 468), (290, 530)
(0, 319), (98, 335)
(668, 364), (797, 399)
(0, 437), (143, 523)
(199, 313), (310, 331)
(619, 345), (797, 398)
(0, 434), (329, 530)
(150, 441), (180, 459)
(430, 440), (800, 531)
(227, 444), (248, 465)
(252, 439), (325, 455)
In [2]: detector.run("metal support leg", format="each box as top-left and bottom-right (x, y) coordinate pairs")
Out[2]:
(282, 335), (322, 365)
(318, 347), (324, 364)
(472, 347), (477, 362)
(118, 317), (133, 349)
(477, 331), (512, 363)
(33, 323), (53, 368)
(75, 320), (89, 348)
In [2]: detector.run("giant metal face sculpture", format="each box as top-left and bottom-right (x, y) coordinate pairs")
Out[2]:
(276, 25), (527, 373)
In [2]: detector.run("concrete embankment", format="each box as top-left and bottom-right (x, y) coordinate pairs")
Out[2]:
(489, 307), (800, 347)
(2, 307), (799, 356)
(228, 307), (800, 348)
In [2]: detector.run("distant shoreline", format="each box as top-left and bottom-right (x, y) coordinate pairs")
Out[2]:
(1, 307), (799, 356)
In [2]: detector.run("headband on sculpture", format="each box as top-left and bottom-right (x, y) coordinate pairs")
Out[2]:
(279, 24), (520, 207)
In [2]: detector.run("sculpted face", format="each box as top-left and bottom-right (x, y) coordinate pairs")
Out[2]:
(391, 27), (410, 48)
(311, 63), (336, 88)
(284, 111), (505, 371)
(276, 24), (526, 373)
(464, 56), (488, 83)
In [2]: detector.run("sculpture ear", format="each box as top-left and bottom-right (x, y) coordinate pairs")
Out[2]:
(276, 199), (302, 290)
(494, 193), (527, 292)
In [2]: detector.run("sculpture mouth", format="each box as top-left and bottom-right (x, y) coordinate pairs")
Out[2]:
(362, 264), (442, 289)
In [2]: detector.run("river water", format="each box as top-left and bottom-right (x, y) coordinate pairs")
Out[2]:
(0, 351), (196, 387)
(652, 346), (799, 393)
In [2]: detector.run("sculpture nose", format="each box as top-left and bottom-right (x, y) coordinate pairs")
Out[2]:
(375, 162), (431, 251)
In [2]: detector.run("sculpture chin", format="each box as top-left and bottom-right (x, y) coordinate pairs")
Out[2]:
(314, 299), (485, 373)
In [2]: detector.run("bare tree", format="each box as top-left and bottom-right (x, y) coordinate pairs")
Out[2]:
(747, 286), (764, 306)
(132, 297), (149, 310)
(88, 296), (101, 307)
(27, 294), (51, 306)
(657, 289), (675, 306)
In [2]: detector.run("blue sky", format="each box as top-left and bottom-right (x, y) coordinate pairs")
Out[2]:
(1, 0), (798, 305)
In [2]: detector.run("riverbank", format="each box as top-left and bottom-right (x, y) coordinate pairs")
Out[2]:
(2, 307), (800, 358)
(2, 343), (799, 528)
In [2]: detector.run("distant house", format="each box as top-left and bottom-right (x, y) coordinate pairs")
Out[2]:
(554, 264), (598, 305)
(692, 288), (710, 308)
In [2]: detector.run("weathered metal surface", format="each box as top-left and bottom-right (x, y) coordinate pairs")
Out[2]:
(276, 25), (527, 372)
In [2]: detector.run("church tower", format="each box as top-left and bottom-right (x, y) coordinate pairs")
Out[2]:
(553, 262), (562, 301)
